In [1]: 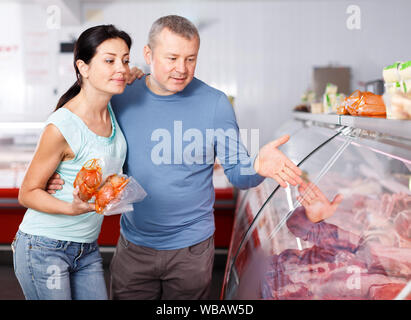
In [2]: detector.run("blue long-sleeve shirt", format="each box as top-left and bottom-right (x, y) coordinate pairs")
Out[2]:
(111, 75), (264, 249)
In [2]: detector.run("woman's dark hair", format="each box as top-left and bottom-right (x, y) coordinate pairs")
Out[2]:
(55, 24), (132, 111)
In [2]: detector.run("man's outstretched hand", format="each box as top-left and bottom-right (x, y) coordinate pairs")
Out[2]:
(254, 134), (303, 188)
(127, 66), (145, 85)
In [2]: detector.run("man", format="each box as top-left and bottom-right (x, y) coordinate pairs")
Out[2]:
(48, 15), (302, 300)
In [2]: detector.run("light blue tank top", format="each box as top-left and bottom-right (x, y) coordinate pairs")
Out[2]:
(19, 103), (127, 243)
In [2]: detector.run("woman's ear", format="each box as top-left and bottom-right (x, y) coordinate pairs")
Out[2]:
(76, 59), (89, 79)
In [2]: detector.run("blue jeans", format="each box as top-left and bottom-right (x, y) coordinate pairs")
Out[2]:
(12, 230), (108, 300)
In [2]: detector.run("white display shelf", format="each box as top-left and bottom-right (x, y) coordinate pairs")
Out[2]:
(293, 112), (411, 141)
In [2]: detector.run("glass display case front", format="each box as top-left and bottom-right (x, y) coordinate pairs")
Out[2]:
(223, 119), (411, 300)
(222, 118), (344, 297)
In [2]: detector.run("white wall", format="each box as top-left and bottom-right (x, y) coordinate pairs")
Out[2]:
(0, 2), (25, 120)
(0, 2), (59, 122)
(2, 0), (411, 144)
(82, 0), (411, 144)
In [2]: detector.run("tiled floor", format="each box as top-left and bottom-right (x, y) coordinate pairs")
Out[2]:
(0, 248), (226, 300)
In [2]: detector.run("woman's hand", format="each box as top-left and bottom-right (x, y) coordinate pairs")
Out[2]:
(68, 187), (96, 215)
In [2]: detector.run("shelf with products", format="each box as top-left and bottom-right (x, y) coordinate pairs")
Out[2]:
(222, 112), (411, 300)
(292, 111), (411, 141)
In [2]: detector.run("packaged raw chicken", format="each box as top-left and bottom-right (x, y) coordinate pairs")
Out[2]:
(73, 158), (103, 201)
(355, 92), (386, 117)
(95, 174), (147, 215)
(338, 90), (386, 117)
(337, 90), (361, 115)
(95, 174), (129, 214)
(74, 158), (147, 215)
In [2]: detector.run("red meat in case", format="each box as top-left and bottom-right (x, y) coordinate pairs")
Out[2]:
(262, 246), (362, 299)
(265, 246), (338, 291)
(369, 283), (411, 300)
(262, 245), (408, 300)
(271, 283), (312, 300)
(357, 243), (411, 278)
(261, 205), (410, 300)
(310, 268), (406, 299)
(286, 207), (360, 252)
(352, 193), (411, 233)
(394, 209), (411, 240)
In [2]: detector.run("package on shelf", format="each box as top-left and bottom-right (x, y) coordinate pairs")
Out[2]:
(322, 83), (345, 114)
(338, 90), (386, 117)
(310, 102), (323, 114)
(301, 89), (316, 104)
(383, 60), (411, 96)
(382, 61), (411, 119)
(388, 92), (411, 119)
(383, 62), (402, 95)
(383, 62), (401, 83)
(399, 61), (411, 93)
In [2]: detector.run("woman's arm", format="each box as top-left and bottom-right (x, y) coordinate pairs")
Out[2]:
(18, 124), (94, 215)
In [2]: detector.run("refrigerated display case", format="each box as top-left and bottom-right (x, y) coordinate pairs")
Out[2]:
(222, 115), (347, 297)
(222, 113), (411, 300)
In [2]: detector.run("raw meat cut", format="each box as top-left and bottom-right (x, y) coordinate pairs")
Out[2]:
(357, 243), (411, 278)
(394, 209), (411, 240)
(286, 207), (360, 252)
(261, 203), (410, 299)
(369, 283), (411, 300)
(262, 244), (408, 300)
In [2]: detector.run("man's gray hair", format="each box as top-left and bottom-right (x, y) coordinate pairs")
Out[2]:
(148, 15), (200, 49)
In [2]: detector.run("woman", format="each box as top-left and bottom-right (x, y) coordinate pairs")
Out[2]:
(12, 25), (132, 300)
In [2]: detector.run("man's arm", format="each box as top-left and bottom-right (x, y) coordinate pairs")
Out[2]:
(213, 93), (302, 189)
(213, 93), (265, 189)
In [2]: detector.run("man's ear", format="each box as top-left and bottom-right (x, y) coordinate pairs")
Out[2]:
(143, 45), (152, 65)
(76, 59), (89, 79)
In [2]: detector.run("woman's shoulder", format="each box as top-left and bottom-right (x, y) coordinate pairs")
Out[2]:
(46, 107), (73, 125)
(45, 108), (84, 144)
(46, 107), (87, 134)
(42, 108), (86, 159)
(40, 122), (70, 147)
